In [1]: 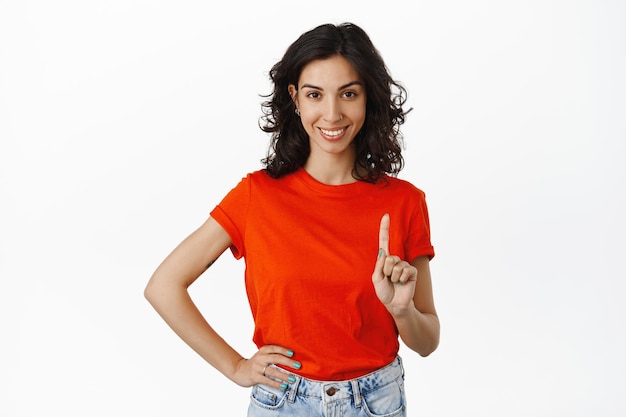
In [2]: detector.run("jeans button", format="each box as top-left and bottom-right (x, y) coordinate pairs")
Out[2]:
(326, 387), (339, 396)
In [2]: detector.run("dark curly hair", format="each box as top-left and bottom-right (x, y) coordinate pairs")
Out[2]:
(260, 22), (410, 183)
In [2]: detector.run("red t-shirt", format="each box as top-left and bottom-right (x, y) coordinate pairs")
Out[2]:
(210, 168), (434, 380)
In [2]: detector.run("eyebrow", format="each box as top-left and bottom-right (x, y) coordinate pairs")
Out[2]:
(300, 81), (363, 91)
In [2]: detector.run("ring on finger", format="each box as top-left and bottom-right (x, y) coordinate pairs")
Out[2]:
(262, 365), (268, 376)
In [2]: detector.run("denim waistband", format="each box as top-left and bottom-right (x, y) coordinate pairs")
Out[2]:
(273, 356), (404, 405)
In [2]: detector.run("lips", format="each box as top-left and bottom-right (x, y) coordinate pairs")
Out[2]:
(319, 127), (346, 140)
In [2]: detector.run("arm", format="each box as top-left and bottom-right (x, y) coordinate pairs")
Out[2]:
(390, 256), (439, 356)
(372, 214), (440, 357)
(144, 216), (296, 388)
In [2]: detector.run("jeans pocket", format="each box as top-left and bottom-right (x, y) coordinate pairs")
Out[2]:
(250, 383), (288, 410)
(361, 377), (406, 417)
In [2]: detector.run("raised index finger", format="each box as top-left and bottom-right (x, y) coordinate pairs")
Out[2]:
(379, 213), (390, 256)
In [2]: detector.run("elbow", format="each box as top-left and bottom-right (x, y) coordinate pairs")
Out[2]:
(398, 311), (440, 357)
(144, 280), (169, 314)
(417, 338), (439, 357)
(402, 332), (440, 357)
(144, 279), (160, 305)
(416, 316), (440, 357)
(144, 276), (189, 308)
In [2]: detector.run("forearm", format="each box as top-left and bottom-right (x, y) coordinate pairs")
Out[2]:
(392, 302), (440, 357)
(144, 282), (244, 384)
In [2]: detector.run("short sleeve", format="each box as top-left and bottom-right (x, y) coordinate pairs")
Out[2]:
(405, 191), (435, 262)
(210, 174), (252, 259)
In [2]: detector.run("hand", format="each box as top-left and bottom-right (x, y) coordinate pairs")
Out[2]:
(372, 214), (418, 314)
(232, 345), (301, 389)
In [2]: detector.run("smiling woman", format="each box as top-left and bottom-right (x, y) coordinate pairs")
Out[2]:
(145, 22), (438, 417)
(260, 23), (407, 185)
(289, 55), (367, 184)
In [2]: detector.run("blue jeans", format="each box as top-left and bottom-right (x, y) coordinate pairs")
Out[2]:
(247, 356), (406, 417)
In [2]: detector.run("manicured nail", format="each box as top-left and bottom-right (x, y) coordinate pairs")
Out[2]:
(378, 248), (383, 258)
(288, 375), (296, 383)
(286, 350), (294, 357)
(280, 383), (288, 390)
(293, 361), (301, 370)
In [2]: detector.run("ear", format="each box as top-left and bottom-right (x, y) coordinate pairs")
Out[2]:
(288, 84), (298, 102)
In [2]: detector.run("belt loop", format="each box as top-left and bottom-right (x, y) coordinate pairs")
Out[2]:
(287, 375), (301, 403)
(397, 355), (405, 379)
(351, 379), (362, 408)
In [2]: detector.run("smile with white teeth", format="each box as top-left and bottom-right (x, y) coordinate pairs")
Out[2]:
(320, 128), (345, 137)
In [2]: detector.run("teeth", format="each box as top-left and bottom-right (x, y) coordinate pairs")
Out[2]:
(321, 128), (345, 137)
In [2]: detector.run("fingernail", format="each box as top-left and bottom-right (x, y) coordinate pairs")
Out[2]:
(280, 383), (288, 390)
(286, 349), (294, 357)
(288, 375), (296, 383)
(293, 361), (301, 370)
(378, 248), (383, 258)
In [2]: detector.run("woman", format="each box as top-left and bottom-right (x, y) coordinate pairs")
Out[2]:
(145, 22), (439, 416)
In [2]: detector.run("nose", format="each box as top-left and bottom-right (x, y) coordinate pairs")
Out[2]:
(322, 98), (343, 123)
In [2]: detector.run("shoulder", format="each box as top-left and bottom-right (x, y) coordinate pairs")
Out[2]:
(228, 169), (297, 194)
(228, 169), (272, 186)
(242, 169), (286, 186)
(380, 175), (426, 198)
(239, 169), (268, 180)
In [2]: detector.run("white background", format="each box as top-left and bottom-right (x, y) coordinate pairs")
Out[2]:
(1, 1), (625, 416)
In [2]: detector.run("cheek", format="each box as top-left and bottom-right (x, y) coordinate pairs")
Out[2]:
(347, 102), (366, 121)
(299, 112), (316, 128)
(298, 116), (316, 136)
(349, 108), (366, 129)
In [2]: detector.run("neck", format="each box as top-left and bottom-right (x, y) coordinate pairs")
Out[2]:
(304, 153), (358, 185)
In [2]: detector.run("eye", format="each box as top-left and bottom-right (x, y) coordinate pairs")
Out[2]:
(306, 91), (321, 99)
(342, 91), (358, 99)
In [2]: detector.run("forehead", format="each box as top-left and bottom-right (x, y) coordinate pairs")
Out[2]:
(298, 55), (362, 88)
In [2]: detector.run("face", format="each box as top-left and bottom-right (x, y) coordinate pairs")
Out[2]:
(289, 55), (366, 162)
